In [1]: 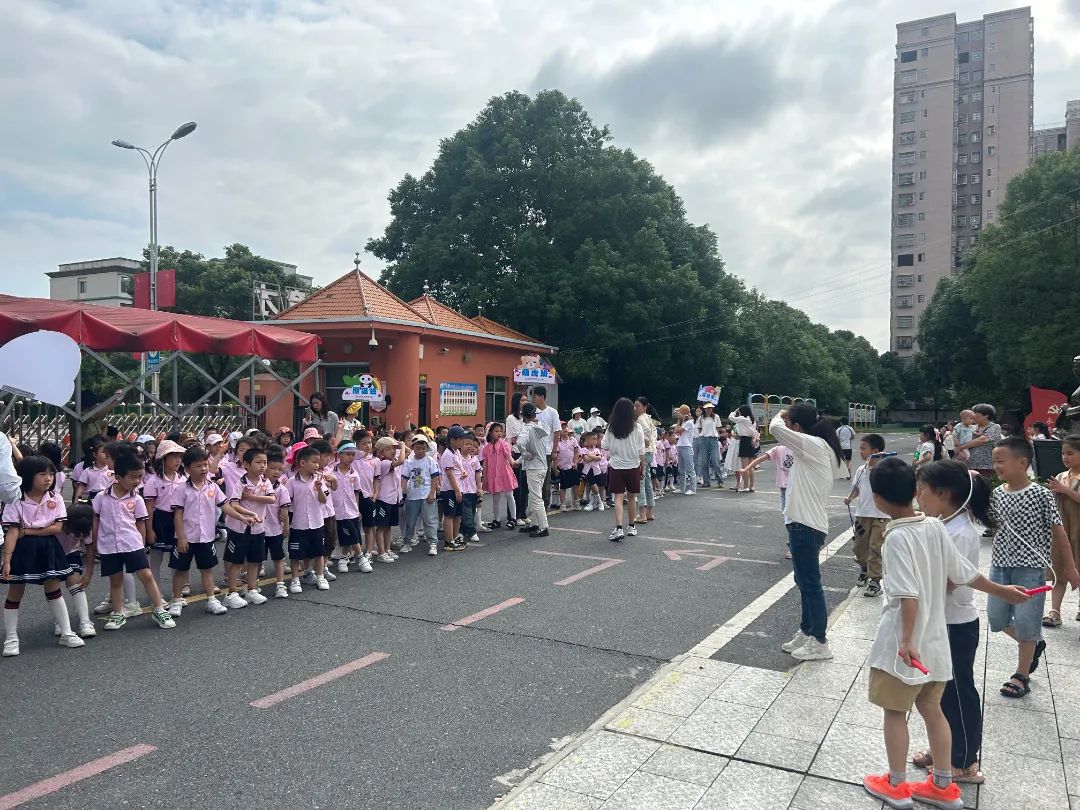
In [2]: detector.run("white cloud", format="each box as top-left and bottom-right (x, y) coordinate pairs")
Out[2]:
(1, 0), (1078, 352)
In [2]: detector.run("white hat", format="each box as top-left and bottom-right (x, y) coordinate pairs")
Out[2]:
(590, 407), (600, 414)
(136, 434), (156, 444)
(155, 439), (186, 459)
(205, 433), (224, 446)
(571, 407), (584, 415)
(228, 431), (244, 447)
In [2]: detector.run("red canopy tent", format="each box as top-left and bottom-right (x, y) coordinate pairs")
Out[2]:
(0, 294), (318, 362)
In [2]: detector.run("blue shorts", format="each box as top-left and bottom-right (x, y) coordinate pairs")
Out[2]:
(986, 565), (1045, 642)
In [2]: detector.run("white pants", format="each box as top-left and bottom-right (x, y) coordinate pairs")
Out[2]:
(525, 468), (548, 530)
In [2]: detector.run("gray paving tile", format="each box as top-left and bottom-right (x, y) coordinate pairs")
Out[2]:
(822, 635), (873, 667)
(977, 749), (1068, 810)
(810, 721), (899, 786)
(983, 667), (1056, 714)
(639, 744), (728, 787)
(790, 775), (886, 809)
(1061, 738), (1080, 800)
(605, 707), (684, 742)
(598, 770), (705, 810)
(828, 611), (878, 640)
(735, 730), (819, 772)
(540, 731), (660, 800)
(784, 660), (861, 702)
(1044, 638), (1080, 666)
(693, 759), (804, 810)
(708, 665), (789, 709)
(667, 698), (765, 757)
(504, 782), (602, 810)
(754, 691), (842, 744)
(673, 656), (738, 683)
(833, 689), (883, 729)
(981, 702), (1061, 763)
(632, 671), (719, 717)
(1060, 708), (1080, 742)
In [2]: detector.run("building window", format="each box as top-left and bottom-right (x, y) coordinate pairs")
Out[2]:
(956, 214), (967, 227)
(897, 295), (914, 307)
(918, 295), (925, 303)
(899, 91), (917, 104)
(958, 51), (970, 64)
(959, 72), (968, 83)
(972, 70), (982, 81)
(958, 154), (969, 165)
(900, 50), (917, 63)
(119, 275), (133, 297)
(957, 174), (967, 185)
(971, 111), (981, 122)
(921, 26), (929, 36)
(919, 170), (927, 180)
(484, 376), (507, 423)
(898, 192), (915, 206)
(77, 278), (87, 295)
(987, 189), (992, 198)
(918, 68), (928, 79)
(897, 316), (914, 328)
(897, 254), (915, 267)
(988, 40), (995, 50)
(958, 32), (970, 43)
(897, 274), (915, 286)
(899, 110), (916, 123)
(986, 146), (995, 156)
(971, 172), (980, 184)
(973, 50), (982, 61)
(957, 113), (967, 124)
(897, 151), (916, 166)
(917, 252), (925, 262)
(970, 194), (979, 205)
(973, 90), (983, 101)
(973, 29), (983, 40)
(920, 48), (928, 57)
(971, 216), (981, 229)
(898, 172), (914, 186)
(897, 233), (916, 248)
(899, 69), (917, 85)
(897, 337), (914, 349)
(918, 191), (925, 200)
(988, 22), (997, 32)
(919, 150), (926, 159)
(971, 151), (981, 163)
(898, 130), (916, 145)
(986, 210), (994, 220)
(918, 212), (925, 221)
(897, 213), (915, 226)
(970, 235), (977, 246)
(987, 105), (994, 114)
(970, 131), (981, 142)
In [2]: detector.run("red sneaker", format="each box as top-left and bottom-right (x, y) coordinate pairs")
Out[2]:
(863, 773), (914, 809)
(910, 777), (964, 809)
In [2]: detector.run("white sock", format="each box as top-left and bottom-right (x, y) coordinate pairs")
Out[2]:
(47, 594), (74, 637)
(3, 607), (18, 640)
(122, 573), (136, 604)
(69, 588), (91, 625)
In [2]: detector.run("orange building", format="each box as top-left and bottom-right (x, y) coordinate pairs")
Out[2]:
(258, 265), (556, 432)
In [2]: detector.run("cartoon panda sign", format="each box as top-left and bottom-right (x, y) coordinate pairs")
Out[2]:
(341, 373), (384, 404)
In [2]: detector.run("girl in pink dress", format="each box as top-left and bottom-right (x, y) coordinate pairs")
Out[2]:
(481, 422), (519, 529)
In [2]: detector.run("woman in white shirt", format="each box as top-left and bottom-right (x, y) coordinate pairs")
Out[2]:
(602, 398), (646, 541)
(634, 397), (659, 522)
(674, 404), (697, 495)
(505, 393), (529, 527)
(729, 406), (759, 493)
(770, 404), (844, 662)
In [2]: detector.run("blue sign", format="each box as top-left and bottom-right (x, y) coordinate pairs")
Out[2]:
(146, 351), (161, 371)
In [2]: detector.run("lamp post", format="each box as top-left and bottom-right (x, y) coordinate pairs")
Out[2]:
(111, 122), (196, 398)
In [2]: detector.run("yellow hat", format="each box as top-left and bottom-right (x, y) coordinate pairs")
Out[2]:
(346, 401), (362, 416)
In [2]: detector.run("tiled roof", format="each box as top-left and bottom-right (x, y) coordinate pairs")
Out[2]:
(470, 315), (543, 344)
(276, 270), (424, 322)
(408, 295), (484, 333)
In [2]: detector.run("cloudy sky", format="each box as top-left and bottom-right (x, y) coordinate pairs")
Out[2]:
(2, 0), (1079, 349)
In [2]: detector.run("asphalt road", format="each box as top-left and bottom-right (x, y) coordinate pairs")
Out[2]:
(1, 432), (918, 809)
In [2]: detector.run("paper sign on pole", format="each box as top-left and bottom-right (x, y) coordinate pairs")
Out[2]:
(696, 385), (721, 405)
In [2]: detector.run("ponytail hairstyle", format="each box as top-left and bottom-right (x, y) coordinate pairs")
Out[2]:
(787, 402), (843, 465)
(82, 435), (107, 470)
(916, 459), (996, 530)
(920, 424), (943, 461)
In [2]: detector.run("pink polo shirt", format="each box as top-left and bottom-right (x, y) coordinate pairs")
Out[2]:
(173, 478), (226, 543)
(376, 459), (403, 504)
(219, 461), (246, 493)
(2, 491), (67, 530)
(438, 449), (461, 493)
(224, 474), (273, 535)
(351, 454), (376, 499)
(92, 487), (148, 554)
(80, 464), (114, 495)
(555, 438), (577, 471)
(318, 471), (336, 518)
(330, 466), (361, 519)
(262, 482), (290, 536)
(580, 447), (603, 476)
(285, 473), (326, 531)
(143, 471), (187, 512)
(57, 527), (90, 556)
(458, 454), (480, 495)
(599, 448), (611, 473)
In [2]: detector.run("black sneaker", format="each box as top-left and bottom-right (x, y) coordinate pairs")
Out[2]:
(518, 525), (535, 533)
(856, 571), (868, 587)
(505, 519), (517, 529)
(528, 529), (550, 538)
(489, 520), (501, 529)
(864, 580), (882, 597)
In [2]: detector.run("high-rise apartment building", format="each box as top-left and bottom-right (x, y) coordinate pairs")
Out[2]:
(890, 8), (1033, 358)
(1033, 99), (1080, 156)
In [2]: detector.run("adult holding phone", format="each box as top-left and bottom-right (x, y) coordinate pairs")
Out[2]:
(770, 403), (844, 662)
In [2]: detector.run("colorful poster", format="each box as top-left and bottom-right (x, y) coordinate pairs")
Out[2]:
(513, 354), (557, 385)
(341, 373), (384, 403)
(696, 385), (721, 405)
(439, 382), (479, 416)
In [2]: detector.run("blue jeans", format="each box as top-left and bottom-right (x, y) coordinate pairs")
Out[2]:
(460, 493), (479, 537)
(678, 445), (696, 493)
(404, 498), (438, 543)
(787, 522), (827, 642)
(696, 437), (725, 486)
(987, 565), (1045, 642)
(638, 451), (655, 508)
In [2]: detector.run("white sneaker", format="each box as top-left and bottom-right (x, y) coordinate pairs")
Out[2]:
(428, 543), (438, 556)
(93, 598), (112, 615)
(205, 597), (228, 615)
(597, 502), (606, 512)
(408, 537), (420, 547)
(167, 598), (185, 617)
(683, 490), (696, 496)
(791, 638), (834, 661)
(323, 569), (337, 582)
(398, 543), (412, 553)
(53, 622), (62, 637)
(583, 503), (594, 512)
(389, 551), (400, 560)
(78, 621), (97, 638)
(377, 553), (395, 564)
(781, 630), (810, 653)
(58, 633), (85, 649)
(468, 534), (480, 544)
(259, 563), (267, 577)
(627, 525), (638, 537)
(390, 540), (403, 551)
(609, 527), (625, 541)
(223, 592), (247, 610)
(288, 579), (302, 594)
(275, 582), (289, 598)
(477, 522), (492, 533)
(3, 638), (20, 656)
(244, 589), (268, 605)
(357, 554), (373, 573)
(337, 559), (350, 573)
(316, 576), (330, 591)
(123, 601), (143, 617)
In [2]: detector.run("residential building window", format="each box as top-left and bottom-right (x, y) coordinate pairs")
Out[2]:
(970, 194), (979, 205)
(987, 189), (992, 198)
(973, 29), (983, 39)
(485, 376), (507, 422)
(897, 337), (914, 349)
(899, 91), (917, 104)
(987, 124), (995, 134)
(920, 89), (927, 98)
(988, 105), (994, 113)
(958, 154), (969, 165)
(971, 151), (981, 163)
(970, 235), (977, 246)
(900, 50), (917, 63)
(898, 172), (914, 185)
(986, 210), (994, 220)
(972, 70), (982, 81)
(988, 41), (995, 50)
(956, 214), (967, 227)
(958, 93), (969, 104)
(973, 50), (982, 61)
(919, 151), (926, 159)
(958, 51), (970, 64)
(986, 146), (995, 156)
(897, 151), (916, 166)
(971, 173), (981, 184)
(899, 69), (917, 85)
(970, 131), (981, 142)
(985, 168), (991, 177)
(957, 174), (967, 185)
(897, 295), (913, 307)
(918, 233), (926, 243)
(77, 278), (87, 295)
(918, 212), (925, 221)
(959, 71), (968, 83)
(919, 171), (927, 180)
(971, 216), (981, 229)
(898, 130), (916, 145)
(990, 85), (996, 93)
(899, 110), (916, 123)
(918, 68), (928, 79)
(988, 63), (994, 73)
(957, 133), (968, 145)
(921, 26), (929, 36)
(959, 32), (970, 43)
(897, 274), (915, 286)
(918, 295), (925, 303)
(957, 113), (967, 124)
(897, 233), (916, 248)
(896, 212), (915, 226)
(973, 90), (983, 101)
(920, 48), (928, 57)
(917, 252), (925, 262)
(897, 254), (915, 267)
(898, 192), (915, 206)
(971, 111), (981, 122)
(119, 275), (133, 297)
(988, 22), (997, 32)
(917, 274), (924, 282)
(918, 192), (925, 200)
(897, 316), (914, 328)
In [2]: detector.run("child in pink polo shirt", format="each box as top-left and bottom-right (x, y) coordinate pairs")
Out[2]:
(2, 456), (84, 656)
(142, 439), (187, 588)
(372, 437), (407, 563)
(57, 502), (96, 639)
(222, 446), (274, 609)
(580, 432), (605, 512)
(458, 435), (483, 543)
(330, 442), (363, 571)
(285, 445), (330, 593)
(438, 431), (466, 552)
(350, 432), (377, 572)
(554, 425), (581, 512)
(90, 450), (175, 632)
(73, 436), (114, 503)
(262, 451), (291, 598)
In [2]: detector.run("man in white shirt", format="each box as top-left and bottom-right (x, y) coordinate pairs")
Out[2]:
(585, 407), (607, 432)
(836, 416), (856, 479)
(532, 386), (561, 509)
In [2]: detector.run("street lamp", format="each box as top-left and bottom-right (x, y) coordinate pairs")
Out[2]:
(111, 121), (197, 397)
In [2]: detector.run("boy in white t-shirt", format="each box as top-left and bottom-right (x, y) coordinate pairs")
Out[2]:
(863, 458), (1030, 810)
(401, 435), (441, 556)
(845, 433), (892, 597)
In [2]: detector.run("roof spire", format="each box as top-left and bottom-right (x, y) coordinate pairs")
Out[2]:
(422, 279), (430, 295)
(354, 252), (361, 271)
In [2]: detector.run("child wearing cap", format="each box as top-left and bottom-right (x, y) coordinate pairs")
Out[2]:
(458, 434), (483, 544)
(554, 424), (580, 512)
(372, 437), (407, 563)
(330, 443), (363, 572)
(142, 439), (187, 590)
(401, 435), (441, 555)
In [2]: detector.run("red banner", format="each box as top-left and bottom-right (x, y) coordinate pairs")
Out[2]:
(1025, 385), (1068, 429)
(133, 269), (176, 309)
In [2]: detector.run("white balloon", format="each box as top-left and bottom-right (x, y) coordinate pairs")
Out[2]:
(0, 330), (81, 406)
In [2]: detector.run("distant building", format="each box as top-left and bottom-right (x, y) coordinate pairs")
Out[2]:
(47, 258), (140, 307)
(1033, 99), (1080, 157)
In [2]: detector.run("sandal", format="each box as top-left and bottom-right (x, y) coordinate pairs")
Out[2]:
(1029, 639), (1047, 674)
(1043, 610), (1062, 628)
(1000, 673), (1030, 698)
(953, 765), (985, 784)
(911, 750), (933, 769)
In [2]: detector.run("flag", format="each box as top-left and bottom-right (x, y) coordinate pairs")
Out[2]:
(1025, 386), (1068, 429)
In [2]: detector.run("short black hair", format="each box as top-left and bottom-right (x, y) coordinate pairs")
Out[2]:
(113, 450), (143, 478)
(182, 446), (209, 468)
(106, 425), (120, 439)
(860, 434), (886, 452)
(265, 444), (286, 464)
(308, 439), (333, 455)
(869, 457), (915, 506)
(66, 503), (94, 537)
(242, 446), (267, 465)
(973, 403), (997, 420)
(1062, 434), (1080, 452)
(294, 445), (320, 464)
(995, 436), (1033, 463)
(533, 385), (547, 398)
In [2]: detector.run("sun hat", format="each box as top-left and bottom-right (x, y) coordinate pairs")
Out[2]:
(303, 427), (322, 440)
(375, 436), (398, 451)
(276, 426), (293, 435)
(346, 402), (362, 416)
(155, 439), (186, 459)
(590, 407), (600, 414)
(411, 434), (430, 447)
(178, 431), (197, 446)
(136, 434), (156, 445)
(205, 433), (224, 446)
(228, 430), (244, 447)
(572, 407), (584, 415)
(284, 441), (308, 466)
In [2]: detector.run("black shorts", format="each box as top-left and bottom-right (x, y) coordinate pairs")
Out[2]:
(169, 542), (218, 572)
(149, 508), (177, 551)
(359, 495), (377, 530)
(841, 449), (853, 461)
(438, 491), (460, 517)
(374, 501), (400, 528)
(102, 549), (151, 577)
(652, 466), (664, 480)
(288, 527), (325, 561)
(337, 516), (361, 547)
(585, 469), (602, 487)
(223, 528), (266, 564)
(265, 534), (285, 562)
(66, 551), (85, 576)
(738, 436), (756, 458)
(558, 469), (580, 489)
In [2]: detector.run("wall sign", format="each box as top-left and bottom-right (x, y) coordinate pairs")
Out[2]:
(439, 382), (478, 416)
(513, 354), (556, 384)
(341, 373), (385, 404)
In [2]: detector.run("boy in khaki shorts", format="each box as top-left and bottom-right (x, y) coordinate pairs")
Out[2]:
(862, 458), (1030, 809)
(845, 433), (890, 597)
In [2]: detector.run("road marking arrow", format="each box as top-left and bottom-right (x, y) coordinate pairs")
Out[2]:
(662, 550), (779, 571)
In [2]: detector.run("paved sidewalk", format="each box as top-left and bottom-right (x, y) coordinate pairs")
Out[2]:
(495, 543), (1080, 809)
